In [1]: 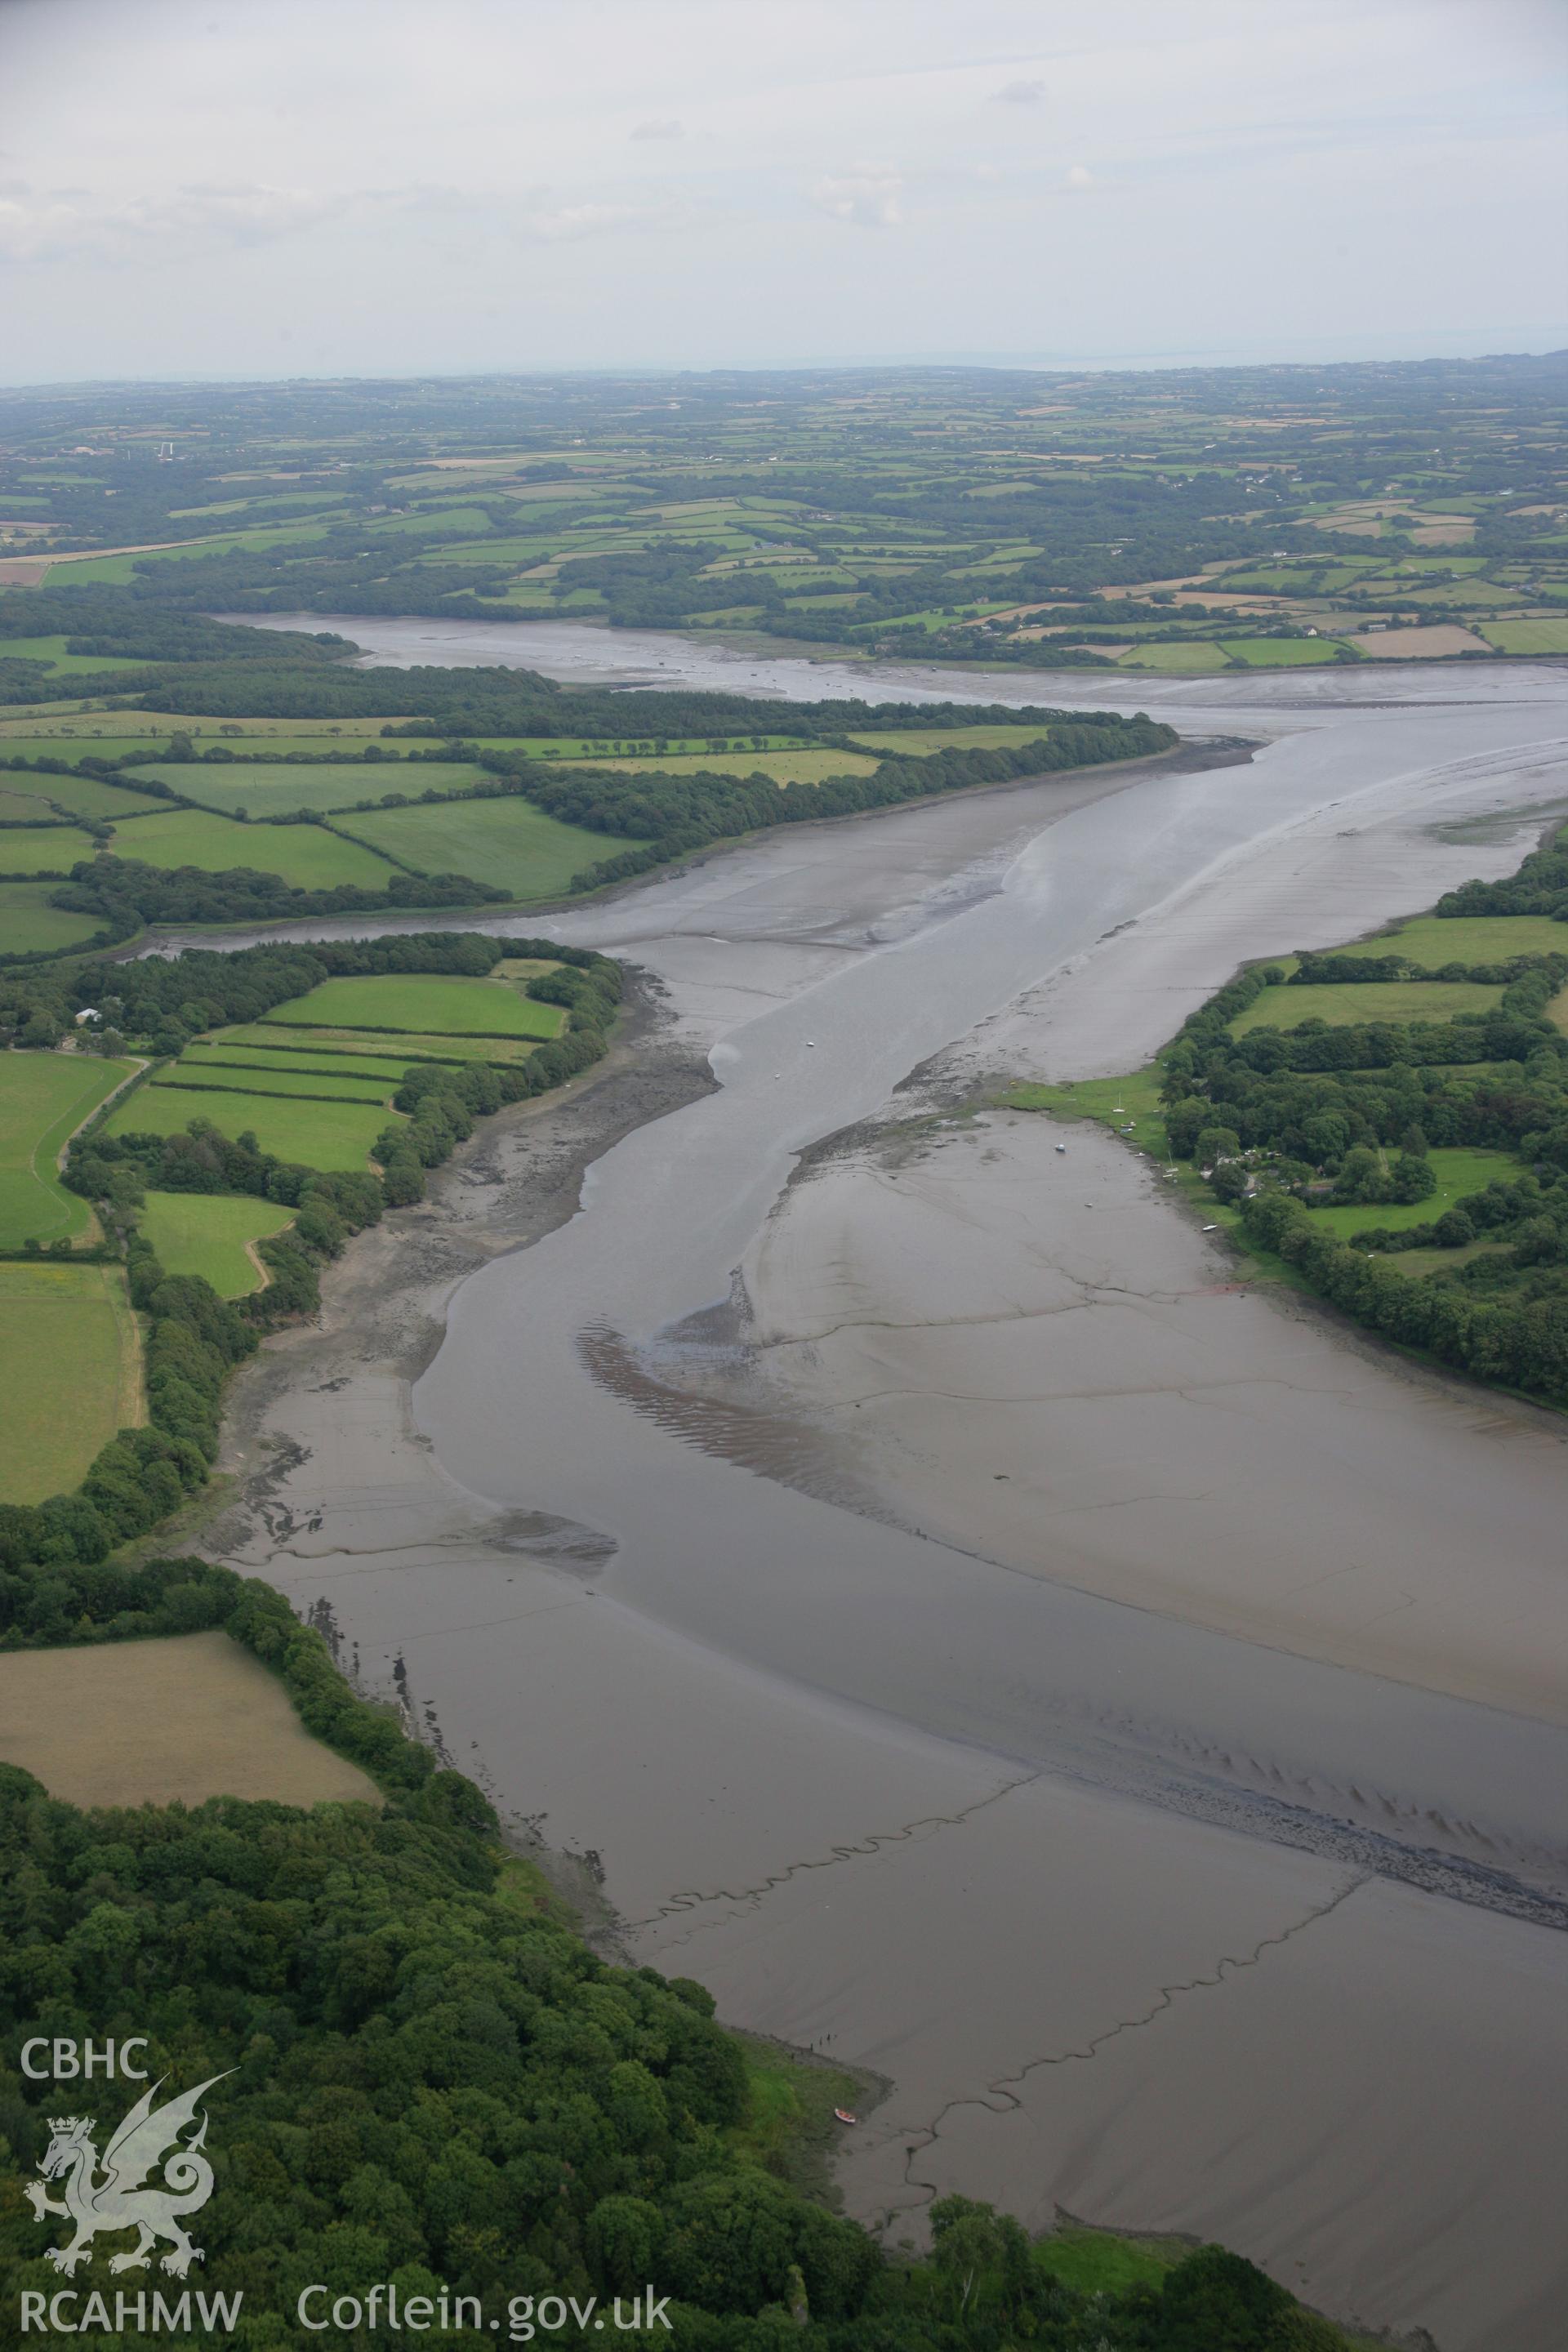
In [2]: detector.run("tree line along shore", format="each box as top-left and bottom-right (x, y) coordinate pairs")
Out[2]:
(1011, 823), (1568, 1407)
(0, 599), (1174, 953)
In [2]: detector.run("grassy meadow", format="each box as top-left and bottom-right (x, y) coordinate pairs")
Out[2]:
(1481, 618), (1568, 655)
(848, 724), (1054, 755)
(132, 757), (489, 817)
(105, 1079), (404, 1169)
(572, 747), (880, 785)
(1217, 637), (1343, 666)
(1228, 978), (1503, 1034)
(0, 633), (149, 675)
(153, 1062), (400, 1103)
(220, 1021), (547, 1067)
(136, 1190), (296, 1298)
(0, 1259), (140, 1503)
(0, 764), (168, 817)
(0, 881), (110, 956)
(0, 1050), (137, 1244)
(1331, 913), (1568, 964)
(108, 807), (398, 888)
(261, 971), (565, 1038)
(0, 823), (99, 875)
(329, 797), (630, 899)
(181, 1040), (422, 1084)
(1299, 1147), (1517, 1238)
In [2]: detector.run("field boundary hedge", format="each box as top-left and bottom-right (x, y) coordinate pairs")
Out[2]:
(0, 934), (620, 1575)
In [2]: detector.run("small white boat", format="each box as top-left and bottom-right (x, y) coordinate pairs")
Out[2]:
(1055, 1143), (1067, 1154)
(1201, 1223), (1218, 1232)
(834, 2108), (858, 2126)
(805, 1040), (816, 1048)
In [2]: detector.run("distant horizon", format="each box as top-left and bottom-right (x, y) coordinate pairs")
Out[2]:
(3, 338), (1566, 399)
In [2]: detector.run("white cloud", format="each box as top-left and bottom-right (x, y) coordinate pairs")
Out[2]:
(630, 119), (684, 140)
(0, 0), (1561, 376)
(812, 164), (903, 228)
(0, 180), (363, 263)
(512, 199), (666, 241)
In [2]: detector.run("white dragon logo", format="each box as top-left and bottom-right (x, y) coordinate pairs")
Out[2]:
(25, 2073), (232, 2279)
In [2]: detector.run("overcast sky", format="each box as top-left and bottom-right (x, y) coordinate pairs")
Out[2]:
(2, 0), (1563, 385)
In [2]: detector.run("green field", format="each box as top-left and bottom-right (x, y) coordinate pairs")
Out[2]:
(150, 1062), (400, 1103)
(0, 733), (210, 760)
(261, 972), (565, 1038)
(574, 747), (880, 785)
(330, 800), (630, 899)
(470, 733), (804, 760)
(104, 1081), (403, 1169)
(0, 765), (168, 818)
(0, 880), (110, 957)
(1331, 913), (1568, 964)
(0, 823), (98, 875)
(42, 523), (332, 586)
(0, 634), (149, 676)
(1118, 640), (1233, 670)
(1480, 619), (1568, 655)
(0, 1051), (137, 1244)
(1218, 637), (1343, 666)
(847, 724), (1054, 755)
(107, 808), (397, 889)
(184, 1040), (421, 1084)
(1302, 1147), (1517, 1238)
(366, 503), (497, 537)
(136, 1191), (296, 1298)
(0, 719), (403, 749)
(1229, 978), (1503, 1034)
(0, 1260), (140, 1503)
(220, 1022), (546, 1067)
(127, 758), (489, 817)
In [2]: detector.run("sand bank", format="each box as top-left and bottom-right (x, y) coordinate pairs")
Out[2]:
(704, 1110), (1568, 1721)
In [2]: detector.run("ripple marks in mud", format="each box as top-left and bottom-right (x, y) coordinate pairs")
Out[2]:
(578, 1318), (885, 1512)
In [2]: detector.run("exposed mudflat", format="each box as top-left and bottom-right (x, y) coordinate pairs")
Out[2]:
(664, 1109), (1568, 1722)
(206, 635), (1568, 2352)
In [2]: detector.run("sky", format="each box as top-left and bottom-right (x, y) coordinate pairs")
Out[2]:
(1, 0), (1564, 384)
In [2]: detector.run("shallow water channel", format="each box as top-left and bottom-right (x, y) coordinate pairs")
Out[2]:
(212, 625), (1568, 2350)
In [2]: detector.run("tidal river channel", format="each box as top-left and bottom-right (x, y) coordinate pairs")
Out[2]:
(207, 621), (1568, 2350)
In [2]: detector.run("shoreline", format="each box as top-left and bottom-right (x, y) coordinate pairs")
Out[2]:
(114, 730), (1246, 960)
(223, 604), (1568, 683)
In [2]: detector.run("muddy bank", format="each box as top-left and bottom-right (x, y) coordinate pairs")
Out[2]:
(225, 610), (1568, 717)
(211, 978), (716, 1622)
(135, 728), (1234, 965)
(631, 1109), (1568, 1725)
